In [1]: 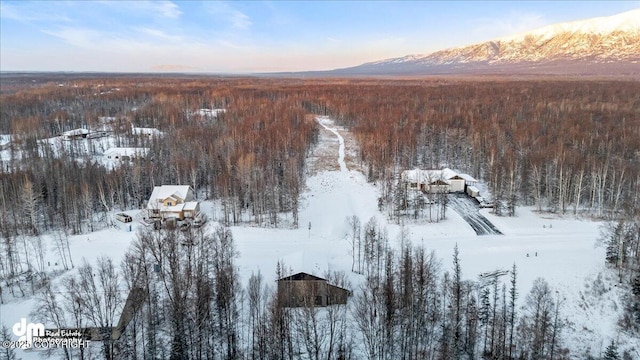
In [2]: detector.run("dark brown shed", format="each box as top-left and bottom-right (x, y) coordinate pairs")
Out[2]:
(277, 272), (351, 308)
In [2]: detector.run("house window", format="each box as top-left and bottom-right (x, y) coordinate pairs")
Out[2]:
(167, 202), (173, 206)
(315, 296), (323, 306)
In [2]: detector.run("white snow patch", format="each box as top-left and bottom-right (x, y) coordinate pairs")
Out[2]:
(500, 8), (640, 42)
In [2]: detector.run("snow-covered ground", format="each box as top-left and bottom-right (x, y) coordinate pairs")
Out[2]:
(1, 116), (636, 358)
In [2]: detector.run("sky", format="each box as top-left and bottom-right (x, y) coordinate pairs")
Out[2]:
(1, 1), (639, 73)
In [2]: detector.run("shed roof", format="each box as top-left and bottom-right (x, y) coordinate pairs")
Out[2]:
(278, 272), (326, 282)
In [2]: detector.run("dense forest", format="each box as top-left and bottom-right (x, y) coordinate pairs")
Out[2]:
(1, 75), (639, 359)
(2, 77), (638, 226)
(317, 81), (640, 219)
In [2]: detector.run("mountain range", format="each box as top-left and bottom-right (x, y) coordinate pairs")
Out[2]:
(328, 9), (640, 76)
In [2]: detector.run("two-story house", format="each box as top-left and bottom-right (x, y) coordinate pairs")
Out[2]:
(146, 185), (199, 221)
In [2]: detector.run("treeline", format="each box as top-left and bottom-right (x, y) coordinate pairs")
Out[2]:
(312, 80), (640, 219)
(0, 79), (318, 236)
(12, 224), (577, 360)
(2, 78), (638, 236)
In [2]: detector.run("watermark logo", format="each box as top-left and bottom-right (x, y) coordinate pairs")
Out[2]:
(2, 318), (91, 350)
(12, 318), (44, 349)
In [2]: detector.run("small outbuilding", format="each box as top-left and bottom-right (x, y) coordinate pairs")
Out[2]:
(62, 128), (90, 140)
(277, 272), (351, 308)
(467, 185), (480, 198)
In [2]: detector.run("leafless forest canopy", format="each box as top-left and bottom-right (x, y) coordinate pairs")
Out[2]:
(1, 76), (639, 234)
(1, 75), (639, 359)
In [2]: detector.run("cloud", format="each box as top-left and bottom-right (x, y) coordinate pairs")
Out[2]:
(96, 0), (182, 19)
(0, 3), (26, 21)
(136, 27), (182, 42)
(41, 26), (180, 51)
(42, 27), (107, 48)
(472, 11), (549, 40)
(147, 0), (182, 18)
(205, 2), (252, 30)
(230, 11), (251, 30)
(0, 2), (71, 22)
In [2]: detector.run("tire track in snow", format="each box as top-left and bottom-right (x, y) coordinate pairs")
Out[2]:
(448, 193), (503, 235)
(317, 118), (348, 173)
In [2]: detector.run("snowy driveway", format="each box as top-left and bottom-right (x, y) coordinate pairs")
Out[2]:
(447, 193), (502, 235)
(317, 118), (348, 173)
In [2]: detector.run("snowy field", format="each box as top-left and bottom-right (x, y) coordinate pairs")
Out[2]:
(1, 117), (636, 358)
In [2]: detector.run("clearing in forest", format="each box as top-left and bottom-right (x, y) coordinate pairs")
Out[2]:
(306, 116), (362, 176)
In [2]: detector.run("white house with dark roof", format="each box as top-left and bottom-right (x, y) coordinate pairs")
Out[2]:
(146, 185), (199, 220)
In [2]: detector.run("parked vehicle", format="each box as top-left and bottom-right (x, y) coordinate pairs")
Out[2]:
(475, 196), (492, 207)
(193, 214), (207, 228)
(115, 213), (132, 223)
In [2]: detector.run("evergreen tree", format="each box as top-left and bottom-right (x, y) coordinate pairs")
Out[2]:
(632, 275), (640, 298)
(602, 340), (620, 360)
(508, 263), (518, 359)
(605, 237), (620, 265)
(393, 178), (408, 220)
(479, 286), (492, 355)
(1, 325), (18, 360)
(451, 244), (463, 359)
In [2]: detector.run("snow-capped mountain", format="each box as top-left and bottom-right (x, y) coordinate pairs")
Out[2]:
(338, 9), (640, 75)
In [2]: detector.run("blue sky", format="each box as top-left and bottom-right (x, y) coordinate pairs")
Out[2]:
(1, 1), (638, 73)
